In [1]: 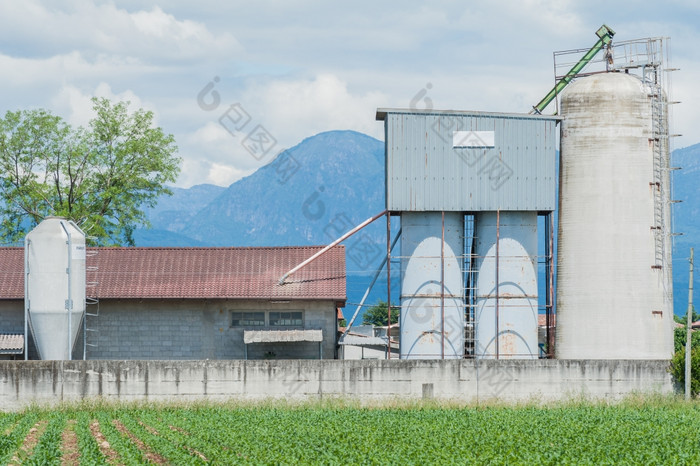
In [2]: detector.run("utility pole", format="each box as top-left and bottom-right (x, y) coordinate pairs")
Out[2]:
(686, 248), (694, 400)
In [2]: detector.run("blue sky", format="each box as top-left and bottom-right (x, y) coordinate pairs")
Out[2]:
(0, 0), (698, 187)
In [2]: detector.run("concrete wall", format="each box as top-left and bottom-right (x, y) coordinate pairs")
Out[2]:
(0, 359), (673, 411)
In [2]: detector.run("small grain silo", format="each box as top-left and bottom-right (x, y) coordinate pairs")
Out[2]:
(377, 109), (559, 359)
(25, 217), (86, 360)
(556, 72), (674, 359)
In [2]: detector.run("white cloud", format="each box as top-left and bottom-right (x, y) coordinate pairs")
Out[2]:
(178, 121), (263, 187)
(0, 1), (242, 62)
(51, 82), (152, 128)
(0, 51), (162, 94)
(246, 74), (387, 144)
(0, 1), (698, 188)
(206, 162), (247, 187)
(170, 74), (389, 187)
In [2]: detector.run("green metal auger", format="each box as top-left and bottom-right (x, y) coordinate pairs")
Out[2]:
(530, 24), (615, 114)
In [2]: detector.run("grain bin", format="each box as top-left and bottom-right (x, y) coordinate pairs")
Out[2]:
(25, 217), (86, 360)
(475, 211), (538, 358)
(400, 212), (464, 359)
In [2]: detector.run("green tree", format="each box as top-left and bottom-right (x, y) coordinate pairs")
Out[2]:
(670, 346), (700, 397)
(671, 306), (700, 396)
(362, 300), (398, 327)
(0, 98), (179, 245)
(673, 306), (700, 354)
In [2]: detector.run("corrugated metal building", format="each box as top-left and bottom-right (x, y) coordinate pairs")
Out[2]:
(376, 108), (560, 360)
(377, 108), (559, 212)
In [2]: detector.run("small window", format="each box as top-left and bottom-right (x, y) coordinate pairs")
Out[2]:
(231, 311), (265, 327)
(269, 311), (303, 327)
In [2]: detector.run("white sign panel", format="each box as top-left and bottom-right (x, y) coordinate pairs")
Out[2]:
(453, 131), (495, 148)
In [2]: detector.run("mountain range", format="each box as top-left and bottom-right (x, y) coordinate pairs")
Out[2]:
(135, 130), (700, 318)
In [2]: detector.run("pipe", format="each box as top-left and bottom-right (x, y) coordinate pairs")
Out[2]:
(686, 248), (694, 400)
(386, 212), (392, 359)
(441, 211), (445, 360)
(24, 239), (29, 360)
(60, 220), (73, 361)
(341, 228), (402, 338)
(278, 209), (388, 285)
(495, 209), (500, 359)
(547, 213), (555, 358)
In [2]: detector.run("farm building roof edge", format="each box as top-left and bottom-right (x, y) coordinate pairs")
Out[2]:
(0, 246), (346, 303)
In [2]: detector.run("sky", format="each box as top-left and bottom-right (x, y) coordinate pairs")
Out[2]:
(0, 0), (698, 188)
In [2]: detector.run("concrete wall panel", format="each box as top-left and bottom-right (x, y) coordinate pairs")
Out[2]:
(0, 359), (673, 411)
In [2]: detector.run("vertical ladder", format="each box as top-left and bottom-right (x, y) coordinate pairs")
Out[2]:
(84, 248), (99, 358)
(462, 214), (477, 358)
(649, 71), (666, 270)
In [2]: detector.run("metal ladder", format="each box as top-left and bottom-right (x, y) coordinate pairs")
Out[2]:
(84, 248), (100, 358)
(462, 214), (477, 358)
(649, 78), (666, 270)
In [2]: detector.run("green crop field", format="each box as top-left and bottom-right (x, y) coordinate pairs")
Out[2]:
(1, 398), (700, 464)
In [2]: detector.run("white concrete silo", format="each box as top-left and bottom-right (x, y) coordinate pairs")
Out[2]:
(475, 211), (538, 358)
(25, 217), (86, 360)
(556, 72), (674, 359)
(400, 212), (464, 359)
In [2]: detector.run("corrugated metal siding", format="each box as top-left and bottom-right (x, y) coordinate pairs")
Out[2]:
(382, 111), (558, 211)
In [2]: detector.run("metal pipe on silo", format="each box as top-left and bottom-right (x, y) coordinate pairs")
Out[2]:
(546, 213), (555, 357)
(441, 211), (445, 360)
(387, 212), (392, 359)
(495, 210), (500, 359)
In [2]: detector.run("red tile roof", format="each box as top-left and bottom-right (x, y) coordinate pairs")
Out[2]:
(0, 249), (23, 299)
(0, 246), (345, 302)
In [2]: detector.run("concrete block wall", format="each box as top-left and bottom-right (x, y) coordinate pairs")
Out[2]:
(86, 299), (337, 360)
(0, 359), (674, 411)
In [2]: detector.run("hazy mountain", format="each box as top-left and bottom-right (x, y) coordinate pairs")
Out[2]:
(183, 131), (385, 249)
(134, 184), (225, 246)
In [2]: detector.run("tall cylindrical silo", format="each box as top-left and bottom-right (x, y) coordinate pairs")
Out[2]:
(400, 212), (464, 359)
(25, 217), (86, 360)
(556, 72), (673, 359)
(474, 211), (538, 358)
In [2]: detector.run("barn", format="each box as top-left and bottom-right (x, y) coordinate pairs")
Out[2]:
(0, 246), (346, 360)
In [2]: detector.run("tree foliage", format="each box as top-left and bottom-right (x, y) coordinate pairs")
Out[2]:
(671, 306), (700, 397)
(0, 98), (180, 245)
(670, 346), (700, 397)
(362, 300), (398, 327)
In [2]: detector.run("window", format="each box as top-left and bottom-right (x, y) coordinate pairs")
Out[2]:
(231, 311), (265, 327)
(269, 311), (303, 327)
